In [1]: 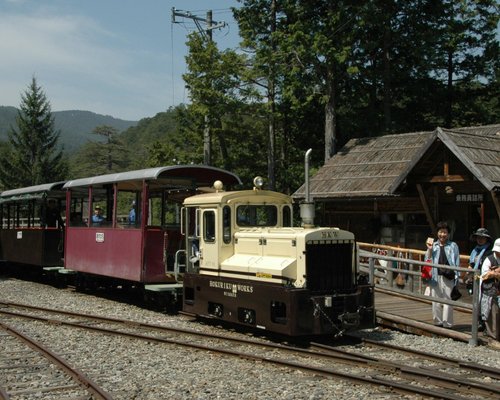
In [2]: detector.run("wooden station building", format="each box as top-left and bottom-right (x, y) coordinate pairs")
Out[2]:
(293, 124), (500, 254)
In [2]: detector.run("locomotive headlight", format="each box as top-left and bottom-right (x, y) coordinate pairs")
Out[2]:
(253, 176), (264, 190)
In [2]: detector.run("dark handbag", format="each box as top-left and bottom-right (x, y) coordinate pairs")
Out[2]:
(439, 267), (455, 280)
(451, 285), (462, 301)
(481, 279), (499, 296)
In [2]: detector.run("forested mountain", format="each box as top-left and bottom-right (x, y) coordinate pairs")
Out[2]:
(0, 106), (137, 153)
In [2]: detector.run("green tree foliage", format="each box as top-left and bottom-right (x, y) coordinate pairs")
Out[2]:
(183, 33), (251, 169)
(232, 1), (498, 170)
(121, 109), (178, 167)
(234, 1), (364, 184)
(431, 0), (499, 127)
(69, 125), (129, 178)
(0, 77), (67, 189)
(145, 107), (204, 168)
(166, 0), (497, 192)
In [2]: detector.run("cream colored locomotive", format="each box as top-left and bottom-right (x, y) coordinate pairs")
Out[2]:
(181, 173), (374, 336)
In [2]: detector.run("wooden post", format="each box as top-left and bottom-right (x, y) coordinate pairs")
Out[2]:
(491, 190), (500, 222)
(416, 184), (436, 233)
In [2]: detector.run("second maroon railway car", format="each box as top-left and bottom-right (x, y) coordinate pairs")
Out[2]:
(0, 182), (66, 268)
(62, 165), (241, 288)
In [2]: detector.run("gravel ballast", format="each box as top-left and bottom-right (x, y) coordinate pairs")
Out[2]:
(0, 276), (498, 399)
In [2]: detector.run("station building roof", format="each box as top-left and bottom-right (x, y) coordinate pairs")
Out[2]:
(293, 124), (500, 200)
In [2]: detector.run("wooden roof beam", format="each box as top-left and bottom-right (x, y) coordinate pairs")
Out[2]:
(414, 174), (469, 183)
(491, 190), (500, 222)
(444, 152), (449, 176)
(420, 152), (470, 183)
(427, 174), (468, 183)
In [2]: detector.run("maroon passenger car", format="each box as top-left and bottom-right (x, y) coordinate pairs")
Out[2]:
(63, 165), (241, 290)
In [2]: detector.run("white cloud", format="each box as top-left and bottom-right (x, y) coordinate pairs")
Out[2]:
(0, 10), (173, 119)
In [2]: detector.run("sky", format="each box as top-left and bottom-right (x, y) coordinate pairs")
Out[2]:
(0, 0), (241, 121)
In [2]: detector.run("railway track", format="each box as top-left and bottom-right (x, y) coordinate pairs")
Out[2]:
(0, 319), (112, 400)
(0, 301), (498, 399)
(343, 335), (500, 379)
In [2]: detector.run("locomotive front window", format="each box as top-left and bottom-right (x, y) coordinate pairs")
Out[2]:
(236, 205), (277, 227)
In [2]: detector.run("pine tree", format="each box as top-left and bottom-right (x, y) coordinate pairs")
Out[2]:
(0, 77), (67, 189)
(69, 125), (130, 178)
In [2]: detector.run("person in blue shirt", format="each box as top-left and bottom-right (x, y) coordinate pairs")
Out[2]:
(128, 201), (136, 225)
(92, 205), (104, 226)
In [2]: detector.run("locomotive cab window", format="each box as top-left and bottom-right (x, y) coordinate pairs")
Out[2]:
(236, 205), (277, 227)
(222, 206), (231, 244)
(203, 210), (216, 242)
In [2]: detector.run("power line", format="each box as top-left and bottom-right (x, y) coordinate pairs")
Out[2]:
(171, 8), (227, 41)
(171, 7), (228, 165)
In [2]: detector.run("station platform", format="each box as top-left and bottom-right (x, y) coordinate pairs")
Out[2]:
(374, 285), (499, 348)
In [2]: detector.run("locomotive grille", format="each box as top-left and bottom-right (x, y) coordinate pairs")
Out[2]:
(305, 241), (355, 293)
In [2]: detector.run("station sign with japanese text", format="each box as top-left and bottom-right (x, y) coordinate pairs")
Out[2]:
(455, 193), (484, 203)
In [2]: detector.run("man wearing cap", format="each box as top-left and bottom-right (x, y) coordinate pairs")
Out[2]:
(480, 238), (500, 340)
(467, 228), (493, 331)
(92, 205), (104, 226)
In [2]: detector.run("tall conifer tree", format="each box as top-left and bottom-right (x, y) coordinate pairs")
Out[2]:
(0, 77), (67, 189)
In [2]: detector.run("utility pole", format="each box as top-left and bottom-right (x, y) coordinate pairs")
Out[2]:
(268, 0), (277, 191)
(172, 8), (226, 165)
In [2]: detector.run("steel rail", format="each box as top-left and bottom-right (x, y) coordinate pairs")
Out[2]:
(0, 304), (496, 399)
(0, 309), (472, 400)
(0, 301), (369, 361)
(345, 335), (500, 380)
(0, 320), (113, 400)
(310, 342), (500, 398)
